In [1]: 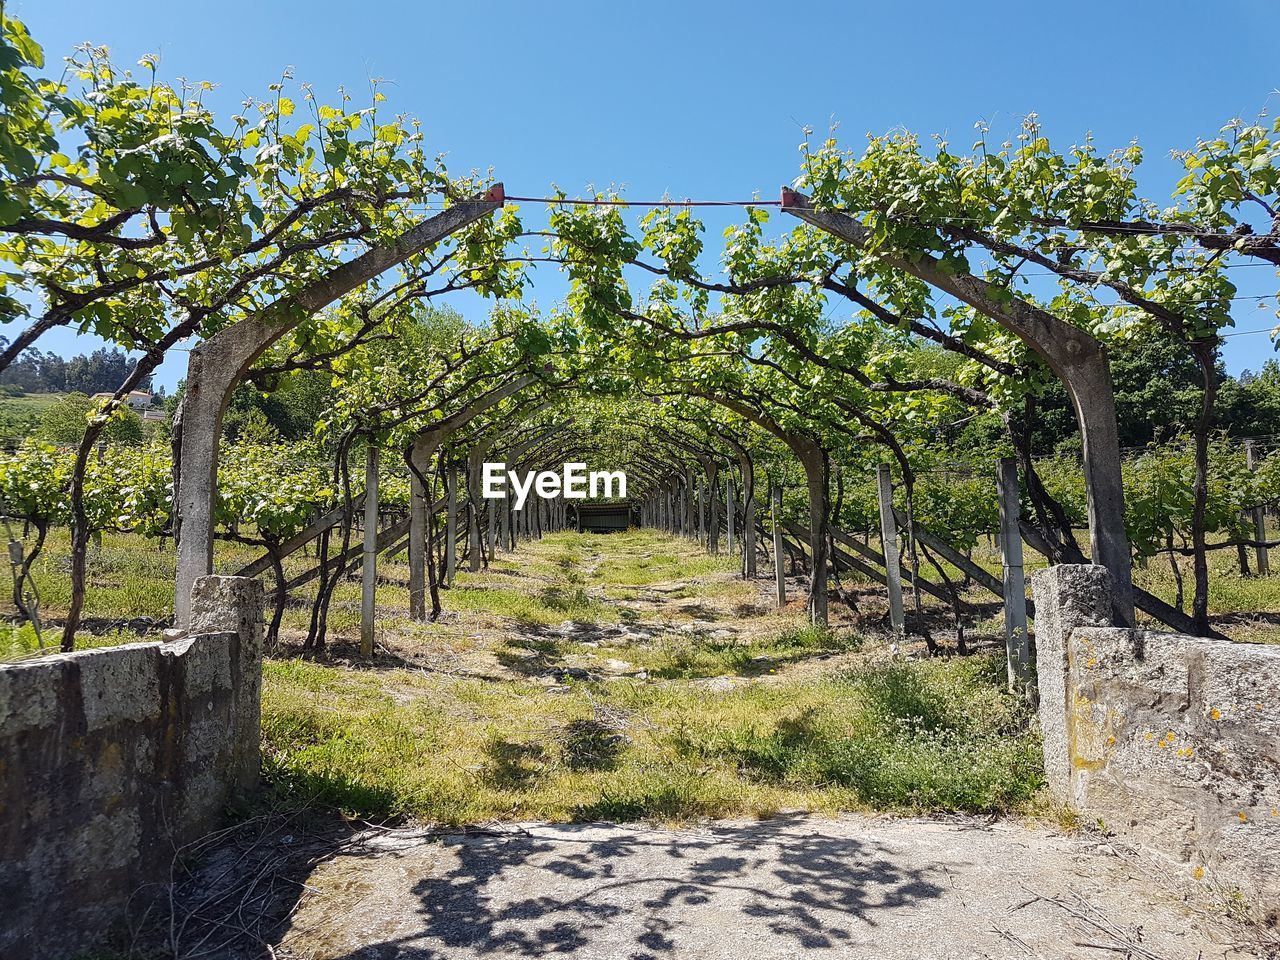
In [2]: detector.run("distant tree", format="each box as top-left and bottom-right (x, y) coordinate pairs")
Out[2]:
(0, 342), (151, 395)
(232, 407), (282, 445)
(38, 393), (143, 445)
(63, 347), (152, 395)
(1110, 338), (1208, 447)
(0, 344), (50, 392)
(174, 369), (336, 443)
(1019, 334), (1230, 453)
(1220, 359), (1280, 438)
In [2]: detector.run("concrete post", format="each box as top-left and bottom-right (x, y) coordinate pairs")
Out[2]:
(781, 187), (1135, 628)
(360, 445), (379, 656)
(697, 477), (706, 546)
(408, 461), (429, 621)
(486, 497), (496, 560)
(466, 447), (483, 572)
(707, 463), (720, 554)
(876, 465), (905, 638)
(742, 462), (757, 580)
(684, 468), (695, 537)
(445, 466), (458, 586)
(997, 457), (1032, 696)
(771, 484), (786, 608)
(726, 478), (736, 557)
(801, 448), (829, 626)
(497, 466), (509, 553)
(1247, 440), (1270, 576)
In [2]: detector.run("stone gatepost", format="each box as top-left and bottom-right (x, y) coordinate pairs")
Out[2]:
(1031, 564), (1112, 796)
(188, 574), (264, 793)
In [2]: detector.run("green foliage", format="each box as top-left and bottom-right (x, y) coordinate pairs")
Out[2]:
(1, 10), (511, 372)
(85, 441), (172, 536)
(1220, 360), (1280, 438)
(1122, 437), (1264, 559)
(902, 473), (999, 549)
(37, 393), (142, 445)
(1031, 457), (1089, 528)
(0, 622), (45, 660)
(0, 439), (71, 524)
(214, 443), (338, 540)
(0, 436), (405, 543)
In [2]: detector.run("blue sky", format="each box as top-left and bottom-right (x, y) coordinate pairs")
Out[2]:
(11, 0), (1280, 389)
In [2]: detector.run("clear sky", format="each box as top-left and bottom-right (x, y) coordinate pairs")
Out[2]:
(11, 0), (1280, 389)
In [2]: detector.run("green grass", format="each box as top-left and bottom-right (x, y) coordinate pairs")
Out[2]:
(4, 522), (1273, 827)
(0, 391), (66, 418)
(260, 649), (1041, 823)
(694, 655), (1041, 810)
(590, 531), (738, 586)
(443, 581), (619, 627)
(0, 621), (148, 661)
(250, 530), (1045, 823)
(627, 623), (861, 679)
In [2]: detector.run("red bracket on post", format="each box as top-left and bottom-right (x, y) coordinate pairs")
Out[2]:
(483, 183), (506, 204)
(780, 186), (803, 209)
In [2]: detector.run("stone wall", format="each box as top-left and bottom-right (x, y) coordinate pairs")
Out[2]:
(1033, 565), (1280, 908)
(0, 576), (263, 958)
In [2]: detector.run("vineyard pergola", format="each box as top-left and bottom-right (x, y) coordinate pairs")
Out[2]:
(2, 11), (1278, 678)
(171, 187), (506, 625)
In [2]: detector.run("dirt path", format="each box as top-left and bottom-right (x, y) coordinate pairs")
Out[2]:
(272, 815), (1248, 959)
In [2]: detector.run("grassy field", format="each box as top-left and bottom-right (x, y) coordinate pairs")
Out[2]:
(0, 391), (66, 418)
(2, 523), (1276, 826)
(1, 527), (1048, 823)
(256, 530), (1043, 823)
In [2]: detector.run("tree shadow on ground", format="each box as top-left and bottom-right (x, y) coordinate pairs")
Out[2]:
(557, 718), (628, 772)
(674, 603), (720, 621)
(479, 739), (549, 789)
(260, 813), (948, 959)
(537, 585), (594, 611)
(1212, 609), (1280, 635)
